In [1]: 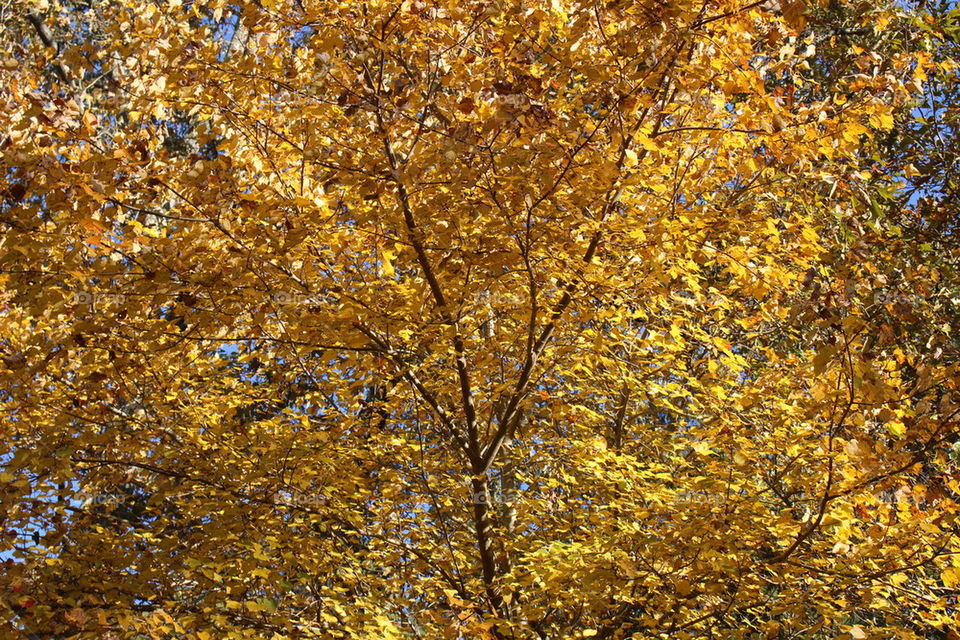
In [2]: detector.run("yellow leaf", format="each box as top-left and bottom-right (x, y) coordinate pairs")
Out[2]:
(381, 246), (397, 278)
(942, 567), (960, 588)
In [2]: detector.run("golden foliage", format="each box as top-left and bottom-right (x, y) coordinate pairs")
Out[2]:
(1, 0), (958, 638)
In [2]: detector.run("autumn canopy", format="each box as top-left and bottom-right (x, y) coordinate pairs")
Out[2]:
(2, 0), (960, 638)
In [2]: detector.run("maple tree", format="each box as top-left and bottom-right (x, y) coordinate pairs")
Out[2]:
(2, 0), (959, 638)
